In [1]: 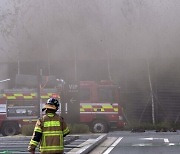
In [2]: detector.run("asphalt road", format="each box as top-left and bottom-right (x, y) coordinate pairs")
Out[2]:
(91, 131), (180, 154)
(1, 131), (180, 154)
(0, 134), (106, 154)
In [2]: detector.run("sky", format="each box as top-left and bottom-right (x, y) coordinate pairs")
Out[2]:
(0, 0), (180, 62)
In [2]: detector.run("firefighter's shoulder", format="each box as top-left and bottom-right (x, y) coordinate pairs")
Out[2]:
(36, 117), (43, 126)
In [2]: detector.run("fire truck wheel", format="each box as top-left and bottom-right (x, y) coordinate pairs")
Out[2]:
(1, 122), (18, 136)
(91, 120), (108, 133)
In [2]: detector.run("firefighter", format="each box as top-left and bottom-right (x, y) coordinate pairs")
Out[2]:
(28, 98), (70, 154)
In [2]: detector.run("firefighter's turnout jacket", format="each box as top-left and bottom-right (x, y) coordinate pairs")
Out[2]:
(28, 112), (70, 154)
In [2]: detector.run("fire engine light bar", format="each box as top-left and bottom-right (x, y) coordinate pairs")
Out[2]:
(52, 94), (58, 98)
(0, 79), (10, 83)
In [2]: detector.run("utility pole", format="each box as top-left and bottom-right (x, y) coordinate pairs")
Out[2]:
(37, 68), (42, 118)
(74, 50), (77, 82)
(147, 59), (155, 125)
(106, 50), (112, 81)
(17, 51), (20, 75)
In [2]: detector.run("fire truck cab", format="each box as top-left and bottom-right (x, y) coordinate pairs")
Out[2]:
(79, 80), (124, 133)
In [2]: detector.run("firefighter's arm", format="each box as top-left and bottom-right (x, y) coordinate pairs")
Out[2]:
(61, 117), (70, 137)
(28, 119), (42, 152)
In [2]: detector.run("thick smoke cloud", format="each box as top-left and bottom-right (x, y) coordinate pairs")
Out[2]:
(1, 1), (180, 123)
(1, 0), (180, 62)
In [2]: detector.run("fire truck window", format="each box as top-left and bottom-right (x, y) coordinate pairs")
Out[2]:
(0, 104), (6, 113)
(6, 100), (38, 118)
(80, 88), (90, 101)
(98, 87), (115, 103)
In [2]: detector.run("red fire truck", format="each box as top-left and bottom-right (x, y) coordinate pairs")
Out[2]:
(0, 80), (125, 136)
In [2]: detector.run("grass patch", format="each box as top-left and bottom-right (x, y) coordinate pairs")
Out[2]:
(21, 123), (90, 136)
(68, 124), (90, 134)
(123, 121), (180, 131)
(21, 124), (34, 136)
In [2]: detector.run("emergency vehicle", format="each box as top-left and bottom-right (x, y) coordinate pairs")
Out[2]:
(0, 79), (125, 136)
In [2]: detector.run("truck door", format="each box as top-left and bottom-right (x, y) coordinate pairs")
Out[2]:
(61, 82), (80, 123)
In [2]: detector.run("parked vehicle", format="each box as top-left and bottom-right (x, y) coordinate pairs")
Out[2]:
(0, 78), (125, 136)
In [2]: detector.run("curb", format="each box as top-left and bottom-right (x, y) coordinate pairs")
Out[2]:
(67, 134), (107, 154)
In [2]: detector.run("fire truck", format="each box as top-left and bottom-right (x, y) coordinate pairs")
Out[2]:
(0, 76), (125, 136)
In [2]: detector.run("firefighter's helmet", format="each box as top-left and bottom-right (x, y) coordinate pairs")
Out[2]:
(42, 98), (59, 111)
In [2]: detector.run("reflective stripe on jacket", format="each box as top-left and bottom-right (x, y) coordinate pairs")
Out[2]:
(28, 112), (70, 154)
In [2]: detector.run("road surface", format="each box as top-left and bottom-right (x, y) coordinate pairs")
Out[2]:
(1, 131), (180, 154)
(91, 131), (180, 154)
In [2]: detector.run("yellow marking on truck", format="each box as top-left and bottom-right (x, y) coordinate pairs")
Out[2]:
(24, 96), (33, 99)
